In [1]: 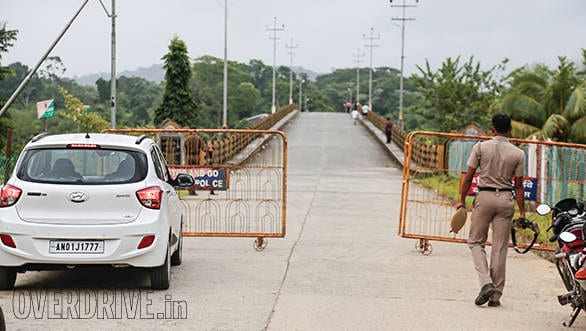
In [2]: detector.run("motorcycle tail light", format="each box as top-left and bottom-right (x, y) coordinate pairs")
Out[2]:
(136, 186), (163, 210)
(576, 268), (586, 280)
(0, 185), (22, 207)
(576, 269), (586, 288)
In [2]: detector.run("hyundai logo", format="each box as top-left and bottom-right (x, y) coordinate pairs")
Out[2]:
(69, 191), (88, 203)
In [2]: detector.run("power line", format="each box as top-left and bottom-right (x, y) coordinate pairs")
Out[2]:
(390, 0), (418, 130)
(363, 27), (380, 112)
(266, 17), (285, 114)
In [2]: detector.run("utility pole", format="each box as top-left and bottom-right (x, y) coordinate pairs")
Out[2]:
(285, 38), (298, 105)
(222, 0), (228, 127)
(363, 27), (380, 112)
(110, 0), (117, 128)
(390, 0), (418, 130)
(266, 17), (285, 114)
(99, 0), (117, 128)
(299, 79), (305, 110)
(352, 49), (365, 105)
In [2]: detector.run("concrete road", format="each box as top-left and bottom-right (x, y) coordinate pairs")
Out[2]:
(1, 112), (583, 330)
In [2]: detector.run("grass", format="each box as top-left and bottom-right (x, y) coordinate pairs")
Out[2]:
(412, 172), (474, 206)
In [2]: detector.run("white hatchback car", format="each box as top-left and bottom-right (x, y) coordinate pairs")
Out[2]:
(0, 133), (194, 290)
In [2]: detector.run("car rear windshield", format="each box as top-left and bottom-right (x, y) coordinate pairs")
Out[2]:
(17, 148), (148, 184)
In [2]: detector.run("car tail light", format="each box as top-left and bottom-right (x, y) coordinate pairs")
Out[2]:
(0, 234), (16, 248)
(137, 235), (155, 249)
(0, 185), (22, 207)
(136, 186), (163, 210)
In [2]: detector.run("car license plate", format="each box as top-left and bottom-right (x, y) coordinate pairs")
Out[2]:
(49, 240), (104, 254)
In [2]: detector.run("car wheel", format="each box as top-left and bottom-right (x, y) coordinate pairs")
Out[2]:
(171, 222), (183, 266)
(150, 242), (171, 290)
(0, 305), (5, 331)
(0, 267), (16, 290)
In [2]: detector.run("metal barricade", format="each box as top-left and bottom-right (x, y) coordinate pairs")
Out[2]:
(400, 131), (586, 254)
(102, 128), (287, 251)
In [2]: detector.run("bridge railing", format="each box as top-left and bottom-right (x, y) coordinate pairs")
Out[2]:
(369, 111), (443, 169)
(204, 104), (297, 166)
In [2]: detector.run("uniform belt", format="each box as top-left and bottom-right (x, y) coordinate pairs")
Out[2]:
(478, 187), (510, 192)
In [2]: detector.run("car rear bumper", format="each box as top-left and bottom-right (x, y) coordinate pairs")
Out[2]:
(0, 216), (169, 268)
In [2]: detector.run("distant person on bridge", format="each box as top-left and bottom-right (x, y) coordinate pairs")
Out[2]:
(455, 113), (526, 308)
(345, 101), (352, 113)
(384, 117), (393, 143)
(351, 108), (359, 125)
(185, 131), (206, 195)
(361, 103), (369, 119)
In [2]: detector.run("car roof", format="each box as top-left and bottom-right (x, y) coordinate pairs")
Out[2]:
(24, 133), (154, 151)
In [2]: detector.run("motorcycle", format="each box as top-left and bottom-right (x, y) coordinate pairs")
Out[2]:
(537, 198), (586, 327)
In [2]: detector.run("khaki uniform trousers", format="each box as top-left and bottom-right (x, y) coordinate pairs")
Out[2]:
(468, 190), (515, 300)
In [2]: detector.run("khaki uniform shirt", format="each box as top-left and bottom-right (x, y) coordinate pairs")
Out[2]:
(466, 136), (525, 189)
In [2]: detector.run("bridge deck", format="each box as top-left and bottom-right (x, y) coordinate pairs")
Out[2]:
(2, 112), (579, 330)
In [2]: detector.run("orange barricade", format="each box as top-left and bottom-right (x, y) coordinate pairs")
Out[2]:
(399, 131), (586, 255)
(102, 128), (287, 251)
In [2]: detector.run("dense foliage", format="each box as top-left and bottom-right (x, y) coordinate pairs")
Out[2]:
(494, 52), (586, 143)
(0, 23), (18, 149)
(411, 56), (507, 133)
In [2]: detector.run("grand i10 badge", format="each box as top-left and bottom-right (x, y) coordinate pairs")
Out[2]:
(68, 191), (88, 203)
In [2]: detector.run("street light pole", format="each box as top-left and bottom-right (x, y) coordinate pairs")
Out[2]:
(285, 38), (298, 105)
(352, 49), (365, 105)
(363, 27), (380, 112)
(266, 17), (285, 114)
(390, 0), (418, 130)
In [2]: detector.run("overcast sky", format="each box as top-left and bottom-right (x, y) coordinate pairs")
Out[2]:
(2, 0), (586, 79)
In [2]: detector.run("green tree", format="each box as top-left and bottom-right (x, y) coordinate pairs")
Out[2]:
(0, 23), (17, 81)
(411, 56), (506, 132)
(58, 86), (109, 133)
(154, 36), (197, 127)
(497, 54), (586, 143)
(96, 76), (161, 127)
(193, 55), (267, 128)
(0, 22), (18, 150)
(230, 82), (260, 125)
(242, 59), (272, 103)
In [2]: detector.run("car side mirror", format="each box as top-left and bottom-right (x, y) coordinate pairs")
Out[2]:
(172, 173), (195, 188)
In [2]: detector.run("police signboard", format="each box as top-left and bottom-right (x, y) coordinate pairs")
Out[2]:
(460, 174), (538, 201)
(169, 167), (229, 190)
